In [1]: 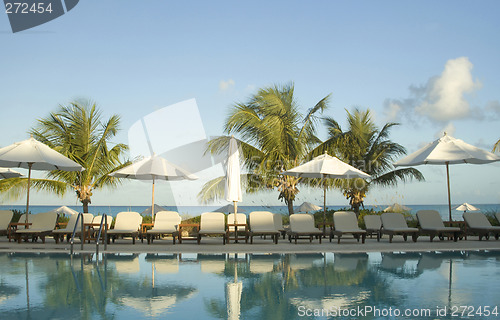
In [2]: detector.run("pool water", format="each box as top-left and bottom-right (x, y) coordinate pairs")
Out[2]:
(0, 251), (499, 319)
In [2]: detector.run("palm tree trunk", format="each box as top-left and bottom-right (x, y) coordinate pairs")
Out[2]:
(82, 200), (90, 213)
(287, 199), (294, 215)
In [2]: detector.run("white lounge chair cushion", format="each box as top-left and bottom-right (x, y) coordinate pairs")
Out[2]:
(416, 210), (460, 231)
(249, 211), (278, 232)
(333, 211), (365, 232)
(227, 213), (247, 232)
(464, 212), (500, 231)
(52, 213), (94, 233)
(381, 212), (417, 231)
(273, 213), (284, 230)
(148, 211), (181, 233)
(290, 214), (321, 233)
(0, 210), (13, 231)
(108, 211), (142, 234)
(16, 211), (57, 233)
(92, 215), (112, 230)
(199, 212), (225, 233)
(364, 215), (381, 230)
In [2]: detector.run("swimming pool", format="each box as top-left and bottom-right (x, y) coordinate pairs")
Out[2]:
(0, 251), (499, 319)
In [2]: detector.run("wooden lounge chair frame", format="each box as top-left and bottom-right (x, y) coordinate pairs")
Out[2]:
(416, 210), (461, 242)
(330, 211), (366, 244)
(380, 212), (419, 243)
(287, 213), (323, 244)
(248, 211), (280, 244)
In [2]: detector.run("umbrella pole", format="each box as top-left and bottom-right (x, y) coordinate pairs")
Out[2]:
(234, 201), (238, 224)
(234, 201), (238, 243)
(152, 178), (155, 222)
(446, 162), (452, 222)
(323, 180), (327, 235)
(25, 163), (33, 224)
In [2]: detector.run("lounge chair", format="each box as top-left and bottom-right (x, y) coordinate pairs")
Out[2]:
(364, 215), (382, 240)
(331, 211), (366, 244)
(496, 212), (500, 227)
(145, 211), (181, 244)
(416, 210), (461, 242)
(14, 211), (58, 244)
(51, 213), (94, 243)
(273, 213), (287, 239)
(106, 212), (142, 244)
(463, 211), (500, 240)
(0, 210), (13, 236)
(197, 212), (227, 245)
(8, 213), (32, 241)
(287, 213), (323, 244)
(380, 212), (419, 243)
(248, 211), (280, 244)
(91, 215), (112, 231)
(227, 213), (248, 243)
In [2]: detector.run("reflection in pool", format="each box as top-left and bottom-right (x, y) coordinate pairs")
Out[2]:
(0, 251), (499, 319)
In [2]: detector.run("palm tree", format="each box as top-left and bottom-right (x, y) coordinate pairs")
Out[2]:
(314, 108), (424, 214)
(0, 101), (129, 213)
(199, 83), (330, 215)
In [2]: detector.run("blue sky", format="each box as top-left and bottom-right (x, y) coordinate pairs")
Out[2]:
(1, 1), (499, 208)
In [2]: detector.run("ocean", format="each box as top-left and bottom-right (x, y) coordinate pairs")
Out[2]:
(1, 203), (499, 221)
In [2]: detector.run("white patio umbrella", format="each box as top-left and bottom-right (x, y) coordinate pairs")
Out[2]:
(0, 136), (84, 221)
(109, 154), (198, 220)
(225, 136), (242, 224)
(0, 168), (23, 179)
(297, 202), (322, 213)
(226, 261), (242, 320)
(383, 203), (411, 213)
(282, 152), (371, 227)
(394, 133), (500, 221)
(51, 205), (79, 216)
(454, 203), (479, 213)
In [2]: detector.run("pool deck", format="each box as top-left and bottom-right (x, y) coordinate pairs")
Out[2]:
(1, 235), (500, 254)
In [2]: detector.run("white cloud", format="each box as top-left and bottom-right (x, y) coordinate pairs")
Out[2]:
(383, 57), (482, 124)
(415, 57), (481, 121)
(219, 79), (235, 91)
(383, 101), (401, 122)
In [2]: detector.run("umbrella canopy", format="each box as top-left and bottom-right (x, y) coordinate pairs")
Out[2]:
(110, 154), (198, 219)
(454, 203), (479, 212)
(226, 282), (242, 320)
(394, 133), (500, 221)
(141, 204), (168, 216)
(0, 137), (84, 219)
(297, 202), (322, 213)
(51, 205), (79, 216)
(0, 168), (23, 179)
(282, 152), (371, 226)
(383, 203), (411, 213)
(225, 136), (242, 223)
